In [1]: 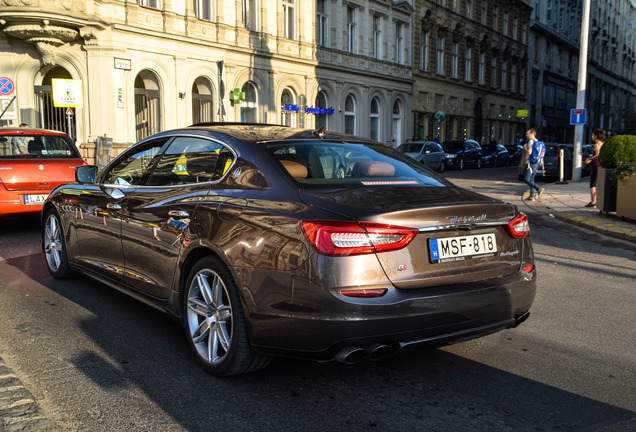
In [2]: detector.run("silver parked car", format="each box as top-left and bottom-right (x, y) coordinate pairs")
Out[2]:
(397, 141), (446, 172)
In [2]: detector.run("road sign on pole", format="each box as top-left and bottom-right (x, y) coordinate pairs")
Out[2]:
(0, 77), (15, 96)
(570, 109), (587, 125)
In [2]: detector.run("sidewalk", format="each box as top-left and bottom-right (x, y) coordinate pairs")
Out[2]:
(522, 180), (636, 244)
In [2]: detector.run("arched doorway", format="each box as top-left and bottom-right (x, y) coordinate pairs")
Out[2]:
(474, 98), (484, 143)
(135, 70), (161, 141)
(35, 67), (77, 138)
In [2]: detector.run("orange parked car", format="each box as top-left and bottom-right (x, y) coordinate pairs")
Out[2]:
(0, 127), (86, 218)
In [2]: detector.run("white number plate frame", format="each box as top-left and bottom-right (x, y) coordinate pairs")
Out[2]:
(429, 233), (497, 263)
(24, 194), (48, 205)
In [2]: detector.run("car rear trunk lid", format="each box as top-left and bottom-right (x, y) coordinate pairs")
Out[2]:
(299, 186), (526, 288)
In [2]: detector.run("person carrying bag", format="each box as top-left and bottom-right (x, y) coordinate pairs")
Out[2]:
(523, 129), (545, 201)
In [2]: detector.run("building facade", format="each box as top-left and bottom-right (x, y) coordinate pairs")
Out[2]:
(0, 0), (412, 161)
(411, 0), (532, 146)
(528, 0), (636, 143)
(587, 0), (636, 136)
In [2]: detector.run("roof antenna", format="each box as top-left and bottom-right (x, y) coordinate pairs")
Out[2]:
(312, 125), (326, 139)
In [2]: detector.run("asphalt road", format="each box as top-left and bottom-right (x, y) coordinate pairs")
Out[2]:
(1, 166), (635, 432)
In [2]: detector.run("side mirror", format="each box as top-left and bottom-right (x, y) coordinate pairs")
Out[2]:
(76, 165), (98, 184)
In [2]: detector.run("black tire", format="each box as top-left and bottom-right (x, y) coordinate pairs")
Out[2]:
(438, 159), (445, 173)
(458, 158), (465, 170)
(43, 208), (73, 279)
(183, 256), (271, 376)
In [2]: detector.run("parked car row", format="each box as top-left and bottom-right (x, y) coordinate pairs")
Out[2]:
(399, 139), (524, 171)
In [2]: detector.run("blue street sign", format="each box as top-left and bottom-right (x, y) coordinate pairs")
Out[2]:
(570, 109), (587, 125)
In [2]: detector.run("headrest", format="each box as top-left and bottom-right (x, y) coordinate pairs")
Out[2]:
(352, 161), (395, 177)
(280, 160), (308, 179)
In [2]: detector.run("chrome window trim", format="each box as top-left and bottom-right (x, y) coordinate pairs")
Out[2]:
(101, 133), (238, 188)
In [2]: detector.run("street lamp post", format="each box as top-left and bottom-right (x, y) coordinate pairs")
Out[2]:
(573, 0), (591, 182)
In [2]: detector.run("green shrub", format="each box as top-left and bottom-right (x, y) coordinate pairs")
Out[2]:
(598, 135), (636, 169)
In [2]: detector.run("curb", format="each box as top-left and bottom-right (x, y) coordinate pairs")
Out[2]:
(551, 213), (636, 243)
(0, 358), (57, 432)
(521, 191), (636, 244)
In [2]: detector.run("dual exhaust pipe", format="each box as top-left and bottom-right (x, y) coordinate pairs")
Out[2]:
(334, 343), (395, 364)
(335, 311), (531, 364)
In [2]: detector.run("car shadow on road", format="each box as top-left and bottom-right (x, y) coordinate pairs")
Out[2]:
(3, 252), (634, 432)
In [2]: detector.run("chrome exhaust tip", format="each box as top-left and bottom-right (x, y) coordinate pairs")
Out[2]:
(365, 343), (391, 361)
(512, 311), (530, 328)
(334, 347), (366, 364)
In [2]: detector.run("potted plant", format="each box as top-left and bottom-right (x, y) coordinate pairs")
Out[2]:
(597, 135), (636, 214)
(614, 163), (636, 220)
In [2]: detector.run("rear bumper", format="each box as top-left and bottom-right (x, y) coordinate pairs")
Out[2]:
(247, 269), (537, 361)
(0, 189), (47, 217)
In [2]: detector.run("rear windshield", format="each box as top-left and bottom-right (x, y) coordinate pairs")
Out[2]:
(264, 140), (449, 188)
(397, 143), (425, 153)
(0, 133), (80, 159)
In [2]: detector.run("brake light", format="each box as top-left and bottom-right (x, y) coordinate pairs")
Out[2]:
(300, 220), (418, 256)
(505, 212), (530, 238)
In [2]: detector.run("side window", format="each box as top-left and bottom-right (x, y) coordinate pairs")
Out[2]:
(146, 136), (233, 186)
(105, 140), (166, 185)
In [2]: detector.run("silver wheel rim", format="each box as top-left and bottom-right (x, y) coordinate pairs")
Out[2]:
(186, 269), (233, 365)
(44, 214), (62, 272)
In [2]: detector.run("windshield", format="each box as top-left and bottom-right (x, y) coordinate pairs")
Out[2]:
(441, 141), (463, 152)
(397, 143), (425, 153)
(481, 145), (497, 152)
(264, 140), (449, 188)
(0, 133), (80, 159)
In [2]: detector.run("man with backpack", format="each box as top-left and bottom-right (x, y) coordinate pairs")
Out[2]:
(523, 128), (545, 201)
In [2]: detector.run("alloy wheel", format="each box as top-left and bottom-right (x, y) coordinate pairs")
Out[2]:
(44, 214), (62, 272)
(185, 269), (233, 365)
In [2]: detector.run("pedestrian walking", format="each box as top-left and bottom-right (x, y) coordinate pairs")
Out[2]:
(523, 128), (546, 201)
(584, 128), (607, 208)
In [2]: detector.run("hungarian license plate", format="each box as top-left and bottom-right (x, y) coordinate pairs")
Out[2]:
(429, 233), (497, 263)
(24, 194), (48, 205)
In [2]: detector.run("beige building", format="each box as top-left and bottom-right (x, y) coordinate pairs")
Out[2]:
(0, 0), (412, 163)
(412, 0), (531, 145)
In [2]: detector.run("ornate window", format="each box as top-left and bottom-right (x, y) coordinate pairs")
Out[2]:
(240, 82), (258, 123)
(195, 0), (214, 20)
(243, 0), (258, 30)
(317, 0), (328, 46)
(344, 95), (356, 135)
(373, 15), (382, 60)
(283, 0), (295, 39)
(347, 7), (357, 53)
(370, 98), (380, 142)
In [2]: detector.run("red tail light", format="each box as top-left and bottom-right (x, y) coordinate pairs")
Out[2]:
(300, 220), (418, 256)
(505, 212), (530, 238)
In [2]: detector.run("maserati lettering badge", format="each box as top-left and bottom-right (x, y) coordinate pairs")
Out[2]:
(397, 264), (407, 271)
(446, 214), (487, 224)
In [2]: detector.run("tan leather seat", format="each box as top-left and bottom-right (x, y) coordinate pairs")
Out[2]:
(352, 161), (395, 177)
(281, 159), (308, 179)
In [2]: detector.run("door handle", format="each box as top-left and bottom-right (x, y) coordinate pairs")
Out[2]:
(107, 203), (122, 210)
(168, 210), (189, 218)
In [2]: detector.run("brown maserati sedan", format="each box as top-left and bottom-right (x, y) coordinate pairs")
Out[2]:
(42, 124), (536, 376)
